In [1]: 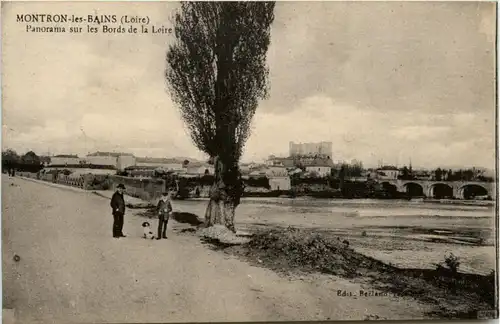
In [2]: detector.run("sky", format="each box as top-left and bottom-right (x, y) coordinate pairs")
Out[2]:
(1, 1), (497, 169)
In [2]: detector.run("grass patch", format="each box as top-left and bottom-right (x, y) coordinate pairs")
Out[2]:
(211, 227), (496, 319)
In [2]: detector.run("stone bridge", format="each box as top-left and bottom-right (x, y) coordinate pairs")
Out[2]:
(380, 179), (496, 199)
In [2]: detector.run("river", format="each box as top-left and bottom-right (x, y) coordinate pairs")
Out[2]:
(173, 198), (496, 275)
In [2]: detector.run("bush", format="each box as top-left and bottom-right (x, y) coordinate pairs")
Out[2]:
(444, 253), (460, 273)
(291, 177), (328, 186)
(436, 253), (460, 273)
(87, 175), (111, 190)
(200, 174), (215, 186)
(244, 177), (270, 189)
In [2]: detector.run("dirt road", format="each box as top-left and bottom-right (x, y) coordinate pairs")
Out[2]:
(2, 176), (431, 323)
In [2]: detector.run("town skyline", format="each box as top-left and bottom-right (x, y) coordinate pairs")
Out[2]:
(2, 145), (496, 173)
(2, 2), (496, 170)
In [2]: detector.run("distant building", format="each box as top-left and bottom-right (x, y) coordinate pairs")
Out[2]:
(86, 151), (136, 170)
(248, 169), (268, 178)
(376, 166), (401, 180)
(298, 155), (333, 167)
(186, 162), (214, 175)
(265, 166), (291, 191)
(268, 176), (291, 191)
(266, 155), (295, 168)
(135, 157), (184, 172)
(265, 166), (289, 177)
(288, 167), (303, 176)
(50, 154), (80, 166)
(266, 155), (284, 167)
(412, 170), (432, 180)
(266, 154), (335, 174)
(305, 165), (332, 177)
(117, 155), (136, 170)
(289, 141), (332, 158)
(124, 166), (157, 178)
(301, 155), (334, 177)
(247, 162), (270, 172)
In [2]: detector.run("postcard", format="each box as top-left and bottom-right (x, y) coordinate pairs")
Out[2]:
(1, 1), (498, 323)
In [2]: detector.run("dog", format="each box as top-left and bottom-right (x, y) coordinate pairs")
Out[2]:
(142, 222), (155, 239)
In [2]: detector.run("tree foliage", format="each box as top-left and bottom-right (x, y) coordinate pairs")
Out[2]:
(2, 149), (44, 172)
(165, 2), (275, 230)
(21, 151), (41, 164)
(166, 2), (275, 165)
(2, 149), (20, 164)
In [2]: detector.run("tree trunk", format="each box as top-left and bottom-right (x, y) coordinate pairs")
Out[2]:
(204, 156), (243, 233)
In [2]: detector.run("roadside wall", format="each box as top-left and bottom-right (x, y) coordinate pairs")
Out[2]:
(109, 175), (166, 202)
(17, 172), (110, 190)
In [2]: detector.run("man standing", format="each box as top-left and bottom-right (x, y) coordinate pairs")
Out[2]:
(156, 191), (173, 240)
(110, 184), (126, 238)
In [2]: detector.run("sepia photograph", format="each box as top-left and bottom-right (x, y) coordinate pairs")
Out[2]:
(1, 1), (498, 323)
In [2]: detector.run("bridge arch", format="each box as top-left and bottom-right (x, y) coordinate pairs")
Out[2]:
(403, 182), (425, 197)
(381, 181), (398, 197)
(457, 184), (490, 200)
(427, 183), (453, 199)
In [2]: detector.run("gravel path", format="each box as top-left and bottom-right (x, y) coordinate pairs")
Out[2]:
(2, 175), (431, 323)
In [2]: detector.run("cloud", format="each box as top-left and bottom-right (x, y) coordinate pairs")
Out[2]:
(390, 126), (450, 141)
(245, 94), (495, 168)
(265, 1), (496, 116)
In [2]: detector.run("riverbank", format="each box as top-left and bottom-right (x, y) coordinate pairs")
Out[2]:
(422, 198), (494, 207)
(201, 227), (496, 319)
(188, 194), (495, 207)
(167, 197), (496, 276)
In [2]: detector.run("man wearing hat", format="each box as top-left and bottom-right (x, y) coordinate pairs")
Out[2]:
(110, 184), (127, 238)
(156, 191), (173, 240)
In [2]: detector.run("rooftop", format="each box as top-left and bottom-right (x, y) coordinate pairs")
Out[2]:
(378, 165), (399, 171)
(53, 154), (79, 158)
(87, 151), (134, 157)
(44, 164), (116, 170)
(304, 157), (334, 167)
(136, 157), (182, 164)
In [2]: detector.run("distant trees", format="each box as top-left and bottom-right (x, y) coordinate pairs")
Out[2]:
(244, 176), (270, 189)
(2, 149), (20, 173)
(332, 162), (363, 179)
(2, 149), (44, 173)
(308, 171), (320, 178)
(399, 166), (414, 180)
(434, 168), (443, 181)
(349, 160), (364, 177)
(411, 167), (493, 182)
(397, 166), (493, 182)
(445, 168), (492, 182)
(2, 149), (20, 164)
(21, 151), (41, 165)
(338, 165), (346, 192)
